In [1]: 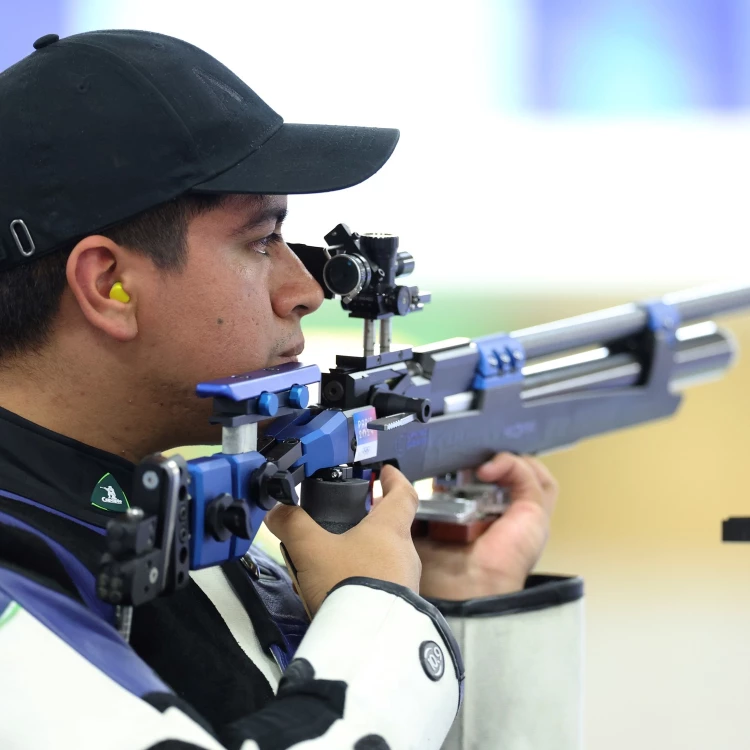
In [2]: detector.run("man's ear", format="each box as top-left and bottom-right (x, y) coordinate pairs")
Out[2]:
(66, 236), (139, 342)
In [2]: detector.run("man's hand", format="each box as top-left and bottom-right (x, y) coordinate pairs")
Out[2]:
(416, 453), (558, 601)
(264, 464), (422, 616)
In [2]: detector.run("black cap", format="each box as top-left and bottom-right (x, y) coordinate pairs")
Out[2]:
(0, 30), (400, 271)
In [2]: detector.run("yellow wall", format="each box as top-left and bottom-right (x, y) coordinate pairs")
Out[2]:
(521, 297), (750, 749)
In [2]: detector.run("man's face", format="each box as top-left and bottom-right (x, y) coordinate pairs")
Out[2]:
(136, 194), (323, 444)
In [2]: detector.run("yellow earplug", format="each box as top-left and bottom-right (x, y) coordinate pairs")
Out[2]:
(109, 282), (131, 304)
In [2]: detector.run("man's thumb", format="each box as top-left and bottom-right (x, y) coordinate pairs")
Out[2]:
(378, 463), (410, 495)
(370, 464), (419, 530)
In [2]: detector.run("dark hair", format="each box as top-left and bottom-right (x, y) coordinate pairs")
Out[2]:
(0, 193), (225, 361)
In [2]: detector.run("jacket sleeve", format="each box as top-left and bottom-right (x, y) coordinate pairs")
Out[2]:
(0, 564), (463, 750)
(433, 575), (585, 750)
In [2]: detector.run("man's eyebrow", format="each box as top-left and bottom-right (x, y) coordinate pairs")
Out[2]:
(230, 206), (288, 237)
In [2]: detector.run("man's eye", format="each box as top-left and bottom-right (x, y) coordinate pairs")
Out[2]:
(250, 232), (283, 256)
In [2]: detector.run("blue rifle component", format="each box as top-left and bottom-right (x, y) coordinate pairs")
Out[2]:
(289, 384), (310, 409)
(188, 364), (323, 569)
(264, 409), (351, 476)
(642, 300), (681, 342)
(188, 454), (260, 569)
(471, 333), (527, 391)
(195, 363), (321, 402)
(258, 392), (279, 417)
(187, 404), (351, 569)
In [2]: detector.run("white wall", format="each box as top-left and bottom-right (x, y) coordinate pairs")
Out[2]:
(66, 0), (750, 293)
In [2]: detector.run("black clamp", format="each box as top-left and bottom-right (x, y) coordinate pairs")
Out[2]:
(97, 455), (191, 608)
(254, 438), (307, 509)
(203, 438), (305, 542)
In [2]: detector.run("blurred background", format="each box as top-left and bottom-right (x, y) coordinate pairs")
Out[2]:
(4, 1), (750, 747)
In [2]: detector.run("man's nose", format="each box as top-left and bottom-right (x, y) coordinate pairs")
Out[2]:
(271, 243), (325, 319)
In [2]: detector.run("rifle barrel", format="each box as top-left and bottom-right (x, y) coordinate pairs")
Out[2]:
(520, 330), (733, 403)
(512, 283), (750, 359)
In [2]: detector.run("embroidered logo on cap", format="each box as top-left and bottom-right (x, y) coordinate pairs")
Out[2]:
(91, 473), (129, 512)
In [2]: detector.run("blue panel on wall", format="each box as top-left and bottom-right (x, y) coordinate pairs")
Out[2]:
(491, 0), (750, 113)
(0, 1), (66, 74)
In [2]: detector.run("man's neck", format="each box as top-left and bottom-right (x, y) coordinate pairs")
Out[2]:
(0, 354), (183, 463)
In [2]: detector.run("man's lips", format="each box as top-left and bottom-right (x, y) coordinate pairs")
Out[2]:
(278, 339), (305, 359)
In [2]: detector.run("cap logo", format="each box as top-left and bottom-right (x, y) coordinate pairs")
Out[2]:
(193, 67), (243, 104)
(91, 472), (129, 512)
(9, 220), (35, 257)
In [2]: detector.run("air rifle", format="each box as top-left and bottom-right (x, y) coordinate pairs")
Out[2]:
(96, 224), (750, 633)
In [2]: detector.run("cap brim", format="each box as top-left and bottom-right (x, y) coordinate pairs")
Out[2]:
(192, 123), (399, 195)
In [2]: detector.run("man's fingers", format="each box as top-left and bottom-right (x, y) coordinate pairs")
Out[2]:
(523, 456), (558, 511)
(476, 452), (541, 496)
(521, 455), (555, 488)
(476, 452), (558, 519)
(369, 464), (419, 533)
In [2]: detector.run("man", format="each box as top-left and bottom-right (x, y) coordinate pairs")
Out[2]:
(0, 30), (583, 749)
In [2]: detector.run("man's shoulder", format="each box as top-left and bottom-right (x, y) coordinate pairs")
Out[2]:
(0, 492), (105, 570)
(0, 493), (109, 619)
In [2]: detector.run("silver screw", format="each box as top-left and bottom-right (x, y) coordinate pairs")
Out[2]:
(143, 470), (159, 490)
(115, 605), (133, 642)
(126, 507), (144, 521)
(149, 567), (159, 584)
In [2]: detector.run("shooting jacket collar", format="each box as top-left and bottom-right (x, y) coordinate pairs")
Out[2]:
(0, 405), (135, 527)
